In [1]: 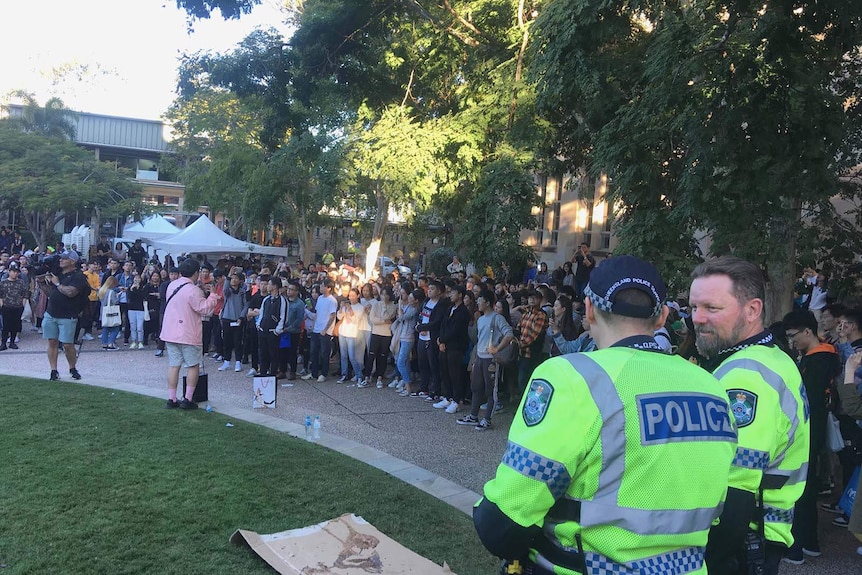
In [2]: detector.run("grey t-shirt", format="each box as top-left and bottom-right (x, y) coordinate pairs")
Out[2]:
(476, 311), (513, 359)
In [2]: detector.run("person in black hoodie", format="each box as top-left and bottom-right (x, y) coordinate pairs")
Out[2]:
(414, 279), (450, 400)
(435, 284), (472, 413)
(781, 310), (841, 563)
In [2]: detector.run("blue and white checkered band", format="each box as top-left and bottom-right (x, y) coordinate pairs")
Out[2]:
(732, 447), (770, 470)
(502, 441), (571, 500)
(584, 284), (663, 318)
(764, 506), (794, 524)
(584, 546), (704, 575)
(584, 284), (614, 313)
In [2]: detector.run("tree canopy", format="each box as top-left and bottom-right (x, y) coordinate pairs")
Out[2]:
(0, 121), (141, 249)
(530, 0), (862, 311)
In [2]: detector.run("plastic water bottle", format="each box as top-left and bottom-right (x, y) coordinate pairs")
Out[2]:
(305, 415), (313, 440)
(205, 404), (213, 413)
(313, 415), (321, 440)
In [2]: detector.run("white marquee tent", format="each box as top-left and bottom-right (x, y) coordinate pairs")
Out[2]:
(150, 214), (287, 258)
(122, 214), (181, 243)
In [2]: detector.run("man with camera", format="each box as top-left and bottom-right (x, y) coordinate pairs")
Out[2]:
(42, 251), (89, 381)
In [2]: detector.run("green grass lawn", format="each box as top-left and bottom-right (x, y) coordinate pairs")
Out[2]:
(0, 376), (499, 575)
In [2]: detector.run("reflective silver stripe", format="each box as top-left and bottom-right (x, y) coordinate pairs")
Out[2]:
(564, 354), (626, 501)
(764, 463), (808, 487)
(763, 505), (794, 524)
(714, 358), (802, 471)
(563, 354), (716, 536)
(585, 546), (704, 575)
(733, 447), (770, 470)
(502, 441), (571, 500)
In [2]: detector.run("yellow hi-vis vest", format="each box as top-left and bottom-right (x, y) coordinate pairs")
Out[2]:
(482, 348), (737, 575)
(713, 344), (809, 548)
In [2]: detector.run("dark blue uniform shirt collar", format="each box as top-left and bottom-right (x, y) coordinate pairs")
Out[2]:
(610, 335), (665, 352)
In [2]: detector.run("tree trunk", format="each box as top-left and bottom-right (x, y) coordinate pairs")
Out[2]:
(364, 188), (389, 280)
(764, 208), (798, 326)
(297, 212), (314, 264)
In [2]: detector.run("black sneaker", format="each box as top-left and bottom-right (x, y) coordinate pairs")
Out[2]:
(69, 368), (82, 380)
(832, 515), (849, 528)
(475, 418), (492, 431)
(0, 344), (6, 351)
(819, 502), (843, 514)
(165, 399), (179, 410)
(154, 349), (164, 357)
(178, 398), (198, 410)
(8, 342), (17, 350)
(456, 414), (479, 425)
(49, 370), (60, 381)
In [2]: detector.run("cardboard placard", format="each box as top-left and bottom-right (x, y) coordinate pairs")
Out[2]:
(253, 376), (277, 409)
(230, 514), (455, 574)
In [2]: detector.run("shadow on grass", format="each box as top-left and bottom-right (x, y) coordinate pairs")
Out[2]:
(0, 376), (498, 574)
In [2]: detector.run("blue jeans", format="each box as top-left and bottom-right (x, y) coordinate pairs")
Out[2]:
(310, 332), (333, 377)
(128, 310), (145, 343)
(101, 325), (120, 346)
(396, 339), (413, 383)
(339, 334), (366, 379)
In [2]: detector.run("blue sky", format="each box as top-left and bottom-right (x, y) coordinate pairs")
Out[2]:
(0, 0), (292, 120)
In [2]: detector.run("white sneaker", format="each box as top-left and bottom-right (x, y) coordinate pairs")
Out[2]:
(376, 378), (384, 389)
(301, 373), (314, 380)
(433, 398), (451, 409)
(218, 360), (231, 371)
(388, 379), (400, 388)
(235, 361), (242, 372)
(82, 333), (94, 341)
(317, 375), (326, 383)
(135, 342), (143, 349)
(445, 402), (459, 414)
(247, 368), (258, 377)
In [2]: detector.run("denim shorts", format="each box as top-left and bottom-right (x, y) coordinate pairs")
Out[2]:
(42, 312), (77, 344)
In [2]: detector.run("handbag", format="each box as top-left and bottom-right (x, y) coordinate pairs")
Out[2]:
(490, 324), (517, 366)
(143, 300), (151, 322)
(101, 304), (122, 327)
(279, 332), (292, 349)
(838, 466), (859, 516)
(827, 412), (846, 452)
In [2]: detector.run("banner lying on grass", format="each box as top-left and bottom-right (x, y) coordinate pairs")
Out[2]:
(231, 514), (455, 574)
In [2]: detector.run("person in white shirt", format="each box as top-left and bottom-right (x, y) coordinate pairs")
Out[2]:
(302, 279), (338, 383)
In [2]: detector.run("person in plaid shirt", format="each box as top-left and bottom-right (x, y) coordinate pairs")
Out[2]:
(515, 289), (548, 394)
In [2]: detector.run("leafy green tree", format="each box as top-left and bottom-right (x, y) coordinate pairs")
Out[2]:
(0, 122), (141, 249)
(454, 151), (541, 273)
(7, 91), (77, 140)
(531, 1), (862, 317)
(249, 129), (347, 263)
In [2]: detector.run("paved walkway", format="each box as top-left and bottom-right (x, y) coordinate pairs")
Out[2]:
(2, 326), (860, 572)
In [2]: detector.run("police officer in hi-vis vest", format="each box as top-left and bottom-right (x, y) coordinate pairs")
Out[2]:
(474, 256), (737, 575)
(690, 257), (809, 574)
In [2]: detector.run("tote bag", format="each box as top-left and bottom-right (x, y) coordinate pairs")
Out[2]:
(101, 304), (122, 327)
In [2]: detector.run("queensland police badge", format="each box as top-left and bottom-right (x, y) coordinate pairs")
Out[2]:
(727, 389), (757, 428)
(523, 379), (554, 426)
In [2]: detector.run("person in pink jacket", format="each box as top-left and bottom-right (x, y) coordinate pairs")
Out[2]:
(160, 258), (221, 410)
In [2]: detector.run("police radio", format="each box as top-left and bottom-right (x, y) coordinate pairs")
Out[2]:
(743, 531), (764, 575)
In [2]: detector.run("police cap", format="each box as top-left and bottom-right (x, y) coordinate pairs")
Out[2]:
(585, 255), (666, 319)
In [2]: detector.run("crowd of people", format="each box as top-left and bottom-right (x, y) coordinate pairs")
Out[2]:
(2, 232), (862, 571)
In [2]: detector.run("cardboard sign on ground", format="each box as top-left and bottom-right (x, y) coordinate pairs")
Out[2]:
(230, 514), (455, 574)
(253, 376), (277, 408)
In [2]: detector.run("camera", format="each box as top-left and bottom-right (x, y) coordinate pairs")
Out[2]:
(28, 254), (62, 279)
